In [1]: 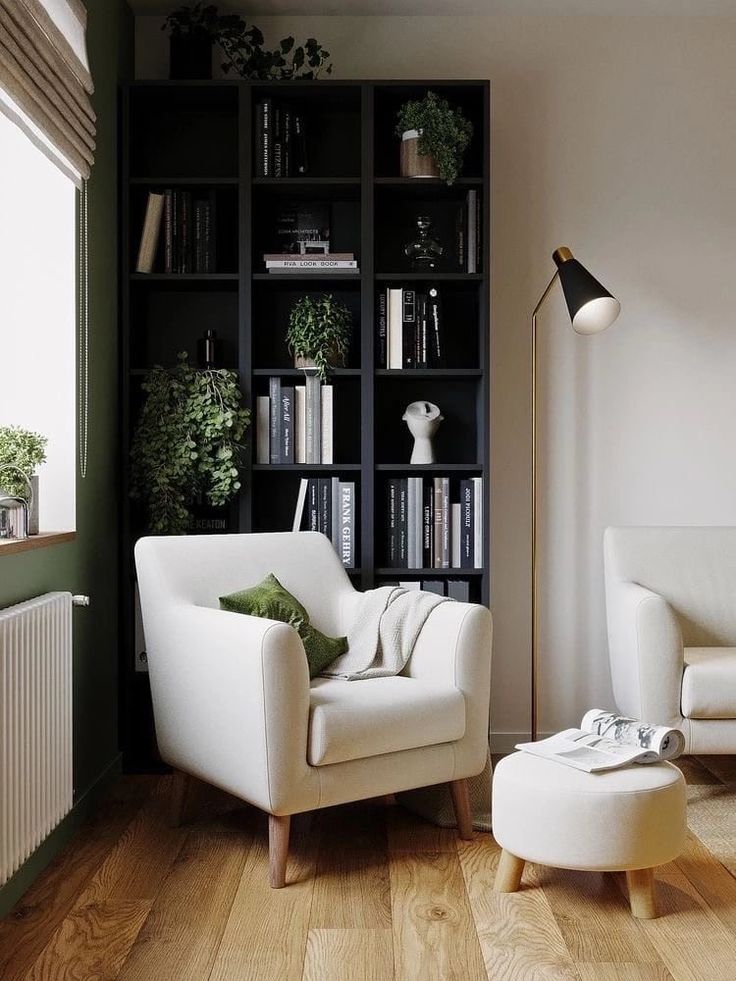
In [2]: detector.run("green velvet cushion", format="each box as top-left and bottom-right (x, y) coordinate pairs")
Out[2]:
(219, 572), (347, 678)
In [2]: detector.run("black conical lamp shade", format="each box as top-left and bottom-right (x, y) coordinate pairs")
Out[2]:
(553, 246), (621, 335)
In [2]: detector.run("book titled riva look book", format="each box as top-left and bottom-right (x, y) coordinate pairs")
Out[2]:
(257, 377), (333, 465)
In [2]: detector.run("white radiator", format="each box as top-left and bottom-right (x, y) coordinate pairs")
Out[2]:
(0, 591), (73, 886)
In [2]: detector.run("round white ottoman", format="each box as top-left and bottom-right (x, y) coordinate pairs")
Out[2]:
(492, 752), (687, 918)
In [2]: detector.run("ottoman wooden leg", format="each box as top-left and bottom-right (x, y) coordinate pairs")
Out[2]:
(450, 779), (474, 840)
(494, 849), (525, 893)
(627, 867), (657, 919)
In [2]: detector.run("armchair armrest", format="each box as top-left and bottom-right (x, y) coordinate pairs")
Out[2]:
(605, 580), (684, 726)
(145, 605), (315, 813)
(404, 601), (493, 776)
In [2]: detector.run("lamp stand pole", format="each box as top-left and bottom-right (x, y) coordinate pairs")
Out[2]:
(530, 270), (559, 742)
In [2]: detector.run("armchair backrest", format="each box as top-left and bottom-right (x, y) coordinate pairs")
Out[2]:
(604, 526), (736, 646)
(135, 531), (356, 637)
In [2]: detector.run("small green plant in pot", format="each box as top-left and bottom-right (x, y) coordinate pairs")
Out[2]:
(287, 294), (352, 382)
(163, 3), (220, 79)
(396, 92), (473, 185)
(0, 426), (47, 534)
(130, 353), (250, 534)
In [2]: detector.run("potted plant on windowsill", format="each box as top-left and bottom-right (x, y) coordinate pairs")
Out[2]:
(396, 92), (473, 186)
(0, 426), (47, 535)
(163, 3), (220, 80)
(130, 353), (250, 535)
(287, 294), (352, 382)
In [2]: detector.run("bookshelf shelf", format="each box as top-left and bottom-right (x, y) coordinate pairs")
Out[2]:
(121, 79), (489, 770)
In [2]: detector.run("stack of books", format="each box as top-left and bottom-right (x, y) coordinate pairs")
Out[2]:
(383, 580), (471, 601)
(456, 189), (481, 273)
(293, 477), (356, 569)
(135, 189), (217, 274)
(256, 377), (334, 465)
(385, 476), (483, 570)
(254, 98), (307, 177)
(263, 252), (358, 275)
(378, 286), (443, 369)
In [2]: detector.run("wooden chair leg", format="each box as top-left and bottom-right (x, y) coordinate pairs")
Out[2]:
(169, 769), (190, 828)
(269, 813), (291, 889)
(449, 778), (474, 840)
(627, 867), (657, 919)
(494, 849), (525, 893)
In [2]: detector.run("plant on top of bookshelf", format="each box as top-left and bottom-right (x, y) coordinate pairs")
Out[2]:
(130, 353), (250, 534)
(287, 294), (351, 382)
(396, 92), (473, 185)
(162, 3), (220, 80)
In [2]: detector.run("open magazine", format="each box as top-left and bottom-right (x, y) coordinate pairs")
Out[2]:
(516, 709), (685, 773)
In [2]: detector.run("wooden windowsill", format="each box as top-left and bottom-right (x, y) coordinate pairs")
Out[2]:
(0, 531), (76, 557)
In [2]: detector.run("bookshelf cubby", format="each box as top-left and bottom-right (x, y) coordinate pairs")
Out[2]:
(121, 79), (489, 769)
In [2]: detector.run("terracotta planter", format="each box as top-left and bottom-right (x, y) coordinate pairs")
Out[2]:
(294, 348), (345, 372)
(400, 129), (439, 179)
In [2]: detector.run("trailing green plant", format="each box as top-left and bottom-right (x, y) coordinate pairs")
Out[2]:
(162, 3), (220, 40)
(287, 294), (352, 382)
(396, 92), (473, 185)
(130, 353), (250, 535)
(0, 426), (47, 498)
(162, 4), (333, 80)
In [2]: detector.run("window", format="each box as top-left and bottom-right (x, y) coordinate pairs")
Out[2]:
(0, 111), (76, 531)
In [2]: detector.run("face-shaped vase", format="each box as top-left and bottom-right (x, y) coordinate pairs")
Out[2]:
(402, 401), (443, 464)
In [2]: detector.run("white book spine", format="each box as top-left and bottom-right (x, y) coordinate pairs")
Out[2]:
(292, 478), (309, 532)
(295, 385), (306, 464)
(452, 503), (461, 568)
(321, 385), (333, 464)
(256, 396), (270, 465)
(388, 288), (403, 370)
(473, 476), (483, 567)
(305, 375), (321, 464)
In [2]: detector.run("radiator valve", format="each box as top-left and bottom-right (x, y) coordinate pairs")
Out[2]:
(72, 595), (90, 607)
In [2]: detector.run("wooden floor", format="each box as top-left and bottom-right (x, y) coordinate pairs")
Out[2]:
(1, 756), (736, 980)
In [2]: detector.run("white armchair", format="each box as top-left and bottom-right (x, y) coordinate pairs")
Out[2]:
(135, 531), (492, 886)
(604, 526), (736, 754)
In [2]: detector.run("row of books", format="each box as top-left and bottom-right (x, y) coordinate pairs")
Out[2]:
(256, 378), (334, 465)
(456, 189), (481, 274)
(255, 99), (308, 178)
(378, 287), (443, 369)
(386, 476), (483, 570)
(382, 580), (472, 601)
(263, 251), (358, 275)
(135, 189), (217, 274)
(293, 477), (356, 568)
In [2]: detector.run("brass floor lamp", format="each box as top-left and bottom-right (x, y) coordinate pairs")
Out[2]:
(530, 247), (621, 741)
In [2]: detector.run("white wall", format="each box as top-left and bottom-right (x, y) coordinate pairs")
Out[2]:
(0, 112), (76, 533)
(137, 14), (736, 744)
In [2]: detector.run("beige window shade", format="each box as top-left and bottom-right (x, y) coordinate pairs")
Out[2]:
(0, 0), (94, 185)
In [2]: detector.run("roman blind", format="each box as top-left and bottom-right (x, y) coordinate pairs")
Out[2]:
(0, 0), (94, 185)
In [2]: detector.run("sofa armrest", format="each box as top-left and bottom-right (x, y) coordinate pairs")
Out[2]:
(144, 605), (313, 812)
(404, 602), (493, 776)
(605, 581), (684, 726)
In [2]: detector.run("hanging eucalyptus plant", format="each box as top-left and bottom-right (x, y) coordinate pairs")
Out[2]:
(130, 353), (250, 534)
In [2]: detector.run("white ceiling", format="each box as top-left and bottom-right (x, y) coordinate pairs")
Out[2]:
(129, 0), (736, 16)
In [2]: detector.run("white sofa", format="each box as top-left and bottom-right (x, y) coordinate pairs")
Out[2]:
(604, 526), (736, 754)
(135, 531), (492, 886)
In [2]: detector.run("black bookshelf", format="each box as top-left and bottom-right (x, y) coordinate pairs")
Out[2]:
(120, 79), (490, 769)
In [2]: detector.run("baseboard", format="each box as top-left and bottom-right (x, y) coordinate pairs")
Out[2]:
(0, 752), (123, 919)
(490, 731), (554, 755)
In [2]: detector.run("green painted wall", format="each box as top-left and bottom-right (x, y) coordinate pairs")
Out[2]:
(0, 1), (132, 913)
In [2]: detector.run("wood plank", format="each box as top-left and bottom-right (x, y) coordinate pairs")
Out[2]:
(386, 804), (457, 853)
(389, 849), (486, 981)
(576, 965), (672, 980)
(117, 833), (248, 981)
(535, 866), (662, 965)
(637, 873), (736, 981)
(302, 929), (393, 981)
(0, 776), (155, 981)
(208, 813), (318, 981)
(24, 900), (151, 981)
(458, 834), (579, 980)
(310, 803), (391, 930)
(675, 831), (736, 936)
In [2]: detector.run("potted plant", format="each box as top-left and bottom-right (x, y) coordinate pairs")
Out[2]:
(0, 426), (47, 535)
(162, 3), (220, 80)
(130, 353), (250, 534)
(396, 92), (473, 185)
(287, 294), (352, 382)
